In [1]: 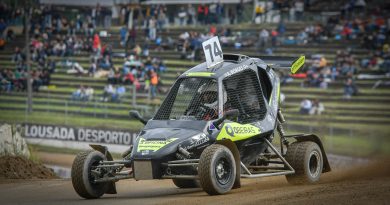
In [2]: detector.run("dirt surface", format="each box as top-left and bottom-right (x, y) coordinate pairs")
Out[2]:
(0, 158), (389, 205)
(0, 156), (57, 180)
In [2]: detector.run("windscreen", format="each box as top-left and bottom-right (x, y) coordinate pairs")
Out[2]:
(154, 78), (219, 121)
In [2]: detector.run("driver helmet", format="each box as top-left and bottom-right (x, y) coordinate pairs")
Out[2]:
(198, 83), (217, 109)
(197, 83), (228, 110)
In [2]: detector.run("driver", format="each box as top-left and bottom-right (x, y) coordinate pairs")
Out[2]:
(195, 83), (219, 120)
(199, 90), (218, 120)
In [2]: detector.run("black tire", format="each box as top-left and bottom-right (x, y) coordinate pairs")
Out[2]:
(71, 150), (109, 199)
(198, 144), (236, 195)
(285, 141), (323, 185)
(172, 179), (199, 188)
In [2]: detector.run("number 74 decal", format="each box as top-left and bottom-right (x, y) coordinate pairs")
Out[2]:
(202, 36), (224, 68)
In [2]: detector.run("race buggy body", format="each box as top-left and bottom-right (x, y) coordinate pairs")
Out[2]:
(71, 37), (331, 199)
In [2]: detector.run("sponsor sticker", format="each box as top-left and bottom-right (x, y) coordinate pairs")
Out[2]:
(137, 138), (178, 152)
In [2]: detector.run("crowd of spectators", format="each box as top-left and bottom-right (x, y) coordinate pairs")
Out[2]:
(0, 3), (170, 101)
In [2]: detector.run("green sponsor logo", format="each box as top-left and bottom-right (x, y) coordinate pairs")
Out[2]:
(137, 138), (178, 152)
(291, 56), (305, 74)
(217, 122), (261, 141)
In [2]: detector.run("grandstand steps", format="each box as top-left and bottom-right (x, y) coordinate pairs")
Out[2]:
(1, 103), (389, 125)
(3, 94), (390, 115)
(0, 92), (162, 106)
(6, 99), (389, 119)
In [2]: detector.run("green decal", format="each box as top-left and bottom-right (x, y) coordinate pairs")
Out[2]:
(291, 56), (305, 74)
(186, 72), (215, 77)
(137, 138), (178, 152)
(217, 122), (261, 141)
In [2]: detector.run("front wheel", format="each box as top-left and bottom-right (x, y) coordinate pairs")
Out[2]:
(71, 150), (109, 199)
(198, 144), (236, 195)
(285, 141), (323, 184)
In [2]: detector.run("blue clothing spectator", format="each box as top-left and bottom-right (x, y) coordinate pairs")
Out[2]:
(120, 27), (127, 46)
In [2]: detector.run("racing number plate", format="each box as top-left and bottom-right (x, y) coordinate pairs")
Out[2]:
(202, 36), (224, 68)
(134, 160), (153, 180)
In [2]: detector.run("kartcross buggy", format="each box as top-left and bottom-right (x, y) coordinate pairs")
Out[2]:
(71, 37), (331, 198)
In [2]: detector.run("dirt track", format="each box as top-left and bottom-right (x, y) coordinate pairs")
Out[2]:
(1, 158), (390, 205)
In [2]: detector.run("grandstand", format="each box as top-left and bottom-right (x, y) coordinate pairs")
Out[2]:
(0, 0), (389, 156)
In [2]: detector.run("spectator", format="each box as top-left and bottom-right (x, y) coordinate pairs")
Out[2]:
(89, 60), (97, 77)
(178, 6), (187, 26)
(40, 69), (50, 86)
(0, 18), (6, 36)
(6, 28), (15, 41)
(344, 78), (358, 99)
(187, 4), (195, 25)
(72, 85), (86, 101)
(299, 99), (312, 114)
(209, 2), (217, 24)
(31, 70), (42, 92)
(119, 26), (127, 46)
(294, 0), (304, 21)
(12, 47), (24, 64)
(99, 55), (112, 70)
(258, 29), (269, 50)
(85, 86), (94, 101)
(157, 6), (167, 30)
(197, 5), (205, 25)
(126, 26), (137, 52)
(0, 69), (11, 93)
(102, 84), (115, 102)
(310, 99), (325, 115)
(66, 60), (87, 75)
(236, 0), (244, 24)
(92, 33), (101, 56)
(112, 85), (126, 102)
(150, 70), (158, 99)
(149, 17), (157, 40)
(254, 3), (265, 24)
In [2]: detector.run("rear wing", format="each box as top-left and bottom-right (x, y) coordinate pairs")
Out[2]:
(258, 56), (305, 74)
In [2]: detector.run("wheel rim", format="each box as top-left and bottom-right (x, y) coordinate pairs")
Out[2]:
(308, 151), (321, 178)
(214, 157), (232, 185)
(89, 159), (101, 184)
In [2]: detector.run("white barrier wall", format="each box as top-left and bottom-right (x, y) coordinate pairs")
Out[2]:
(23, 123), (138, 154)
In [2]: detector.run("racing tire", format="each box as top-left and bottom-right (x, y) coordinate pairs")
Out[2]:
(285, 141), (323, 185)
(172, 179), (199, 188)
(71, 150), (109, 199)
(198, 144), (236, 195)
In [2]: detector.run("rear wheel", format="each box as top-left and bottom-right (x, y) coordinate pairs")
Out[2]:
(198, 144), (236, 195)
(71, 150), (109, 199)
(285, 141), (323, 184)
(172, 179), (199, 188)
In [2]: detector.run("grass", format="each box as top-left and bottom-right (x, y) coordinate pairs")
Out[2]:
(285, 119), (390, 136)
(281, 129), (390, 157)
(322, 134), (390, 157)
